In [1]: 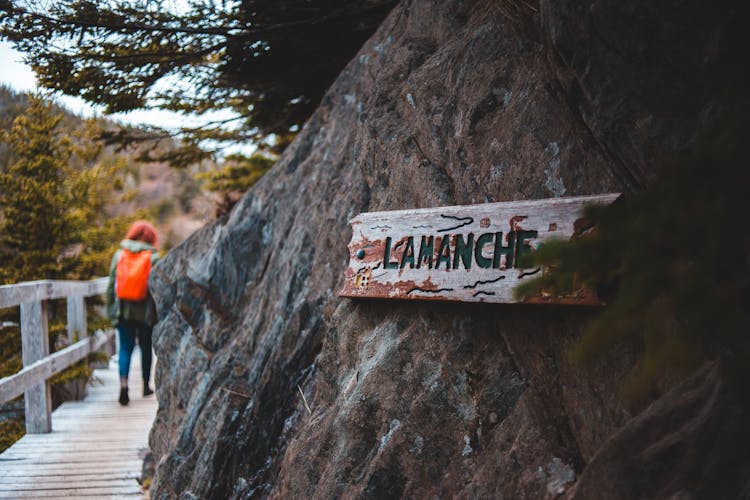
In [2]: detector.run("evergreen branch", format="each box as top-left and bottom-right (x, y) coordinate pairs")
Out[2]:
(2, 2), (396, 38)
(2, 5), (244, 36)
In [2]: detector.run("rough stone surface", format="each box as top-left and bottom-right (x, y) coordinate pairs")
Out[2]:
(570, 363), (750, 499)
(147, 1), (746, 498)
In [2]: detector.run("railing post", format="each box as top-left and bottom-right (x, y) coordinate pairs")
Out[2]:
(20, 300), (52, 433)
(67, 295), (86, 343)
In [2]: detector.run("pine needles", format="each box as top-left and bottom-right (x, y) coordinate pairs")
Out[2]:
(516, 122), (750, 406)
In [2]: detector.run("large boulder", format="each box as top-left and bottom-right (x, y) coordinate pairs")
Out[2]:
(148, 0), (745, 497)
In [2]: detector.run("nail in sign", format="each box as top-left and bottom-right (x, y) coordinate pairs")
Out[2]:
(340, 194), (619, 304)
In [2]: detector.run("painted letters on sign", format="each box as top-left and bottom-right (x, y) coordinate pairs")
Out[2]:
(339, 194), (619, 304)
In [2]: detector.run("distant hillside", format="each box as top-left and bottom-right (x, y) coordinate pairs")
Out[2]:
(0, 85), (215, 253)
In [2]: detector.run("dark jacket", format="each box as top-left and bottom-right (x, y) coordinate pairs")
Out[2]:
(106, 239), (160, 326)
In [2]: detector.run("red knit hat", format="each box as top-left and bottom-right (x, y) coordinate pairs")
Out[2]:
(125, 220), (158, 246)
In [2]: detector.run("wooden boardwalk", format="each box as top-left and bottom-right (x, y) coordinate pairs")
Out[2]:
(0, 349), (156, 499)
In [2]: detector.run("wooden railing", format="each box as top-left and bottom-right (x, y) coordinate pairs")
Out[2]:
(0, 278), (115, 433)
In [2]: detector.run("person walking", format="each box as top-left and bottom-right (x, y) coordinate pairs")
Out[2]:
(106, 220), (160, 405)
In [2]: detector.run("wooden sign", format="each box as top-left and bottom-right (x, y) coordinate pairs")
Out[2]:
(340, 194), (619, 304)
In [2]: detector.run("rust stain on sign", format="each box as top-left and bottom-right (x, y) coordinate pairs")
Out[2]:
(340, 193), (620, 304)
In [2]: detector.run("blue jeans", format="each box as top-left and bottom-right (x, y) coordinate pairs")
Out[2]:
(117, 321), (153, 384)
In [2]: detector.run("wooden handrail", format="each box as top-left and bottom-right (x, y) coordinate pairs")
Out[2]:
(0, 329), (114, 404)
(0, 277), (114, 433)
(0, 277), (108, 308)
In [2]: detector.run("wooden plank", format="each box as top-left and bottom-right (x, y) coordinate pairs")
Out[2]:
(66, 295), (86, 344)
(3, 442), (146, 454)
(0, 472), (139, 482)
(0, 497), (132, 500)
(8, 490), (145, 500)
(0, 355), (155, 499)
(49, 415), (154, 425)
(0, 469), (142, 480)
(3, 447), (146, 456)
(1, 445), (146, 456)
(0, 486), (143, 497)
(0, 459), (145, 468)
(20, 300), (51, 434)
(3, 490), (144, 500)
(0, 458), (145, 467)
(3, 458), (147, 464)
(340, 193), (619, 304)
(0, 477), (140, 488)
(3, 445), (147, 454)
(0, 278), (108, 309)
(3, 440), (145, 448)
(0, 463), (143, 476)
(14, 432), (150, 440)
(0, 330), (115, 405)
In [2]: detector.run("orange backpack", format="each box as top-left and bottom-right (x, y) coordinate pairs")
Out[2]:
(115, 249), (152, 301)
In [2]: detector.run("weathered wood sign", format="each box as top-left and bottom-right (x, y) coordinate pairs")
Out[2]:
(340, 194), (619, 304)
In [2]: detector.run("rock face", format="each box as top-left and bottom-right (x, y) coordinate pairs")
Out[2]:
(570, 363), (750, 499)
(148, 0), (746, 498)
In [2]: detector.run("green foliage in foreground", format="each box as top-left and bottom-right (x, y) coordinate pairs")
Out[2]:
(0, 95), (136, 284)
(516, 126), (750, 404)
(0, 95), (77, 281)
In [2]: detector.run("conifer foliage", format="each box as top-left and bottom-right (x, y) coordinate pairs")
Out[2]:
(0, 95), (134, 284)
(0, 95), (76, 282)
(0, 0), (397, 158)
(515, 122), (750, 405)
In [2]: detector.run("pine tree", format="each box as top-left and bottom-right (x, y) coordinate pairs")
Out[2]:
(0, 95), (77, 283)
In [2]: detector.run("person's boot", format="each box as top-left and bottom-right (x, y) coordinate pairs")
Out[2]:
(143, 383), (154, 397)
(119, 387), (129, 405)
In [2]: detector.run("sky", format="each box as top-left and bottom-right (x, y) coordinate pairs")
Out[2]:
(0, 40), (250, 156)
(0, 40), (188, 128)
